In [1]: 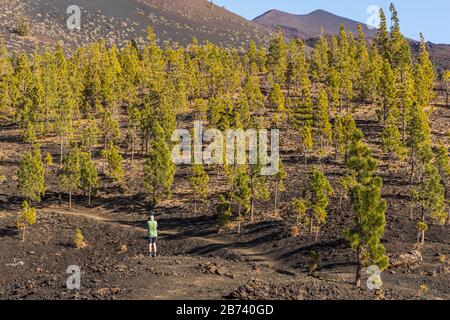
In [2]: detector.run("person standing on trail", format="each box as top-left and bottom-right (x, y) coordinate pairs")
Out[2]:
(147, 215), (158, 257)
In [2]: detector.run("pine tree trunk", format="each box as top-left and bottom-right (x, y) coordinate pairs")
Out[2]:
(131, 134), (134, 163)
(88, 187), (92, 206)
(193, 195), (197, 214)
(237, 221), (241, 234)
(274, 185), (278, 214)
(355, 245), (362, 287)
(421, 207), (426, 245)
(250, 197), (254, 222)
(446, 89), (448, 108)
(69, 190), (72, 210)
(60, 137), (64, 168)
(22, 227), (25, 242)
(410, 150), (415, 182)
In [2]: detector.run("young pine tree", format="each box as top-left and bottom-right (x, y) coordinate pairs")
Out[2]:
(268, 83), (285, 112)
(293, 198), (307, 236)
(267, 31), (287, 86)
(143, 123), (175, 205)
(217, 195), (232, 233)
(406, 103), (433, 181)
(74, 228), (87, 249)
(412, 162), (446, 245)
(102, 143), (124, 184)
(17, 146), (46, 203)
(343, 138), (388, 287)
(189, 164), (209, 214)
(332, 114), (363, 163)
(311, 29), (329, 84)
(381, 112), (406, 166)
(231, 166), (251, 216)
(274, 159), (287, 215)
(79, 152), (99, 206)
(60, 146), (81, 210)
(303, 168), (334, 241)
(16, 201), (37, 242)
(314, 88), (332, 150)
(248, 162), (270, 221)
(414, 34), (435, 108)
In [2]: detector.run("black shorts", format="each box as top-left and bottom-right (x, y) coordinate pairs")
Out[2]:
(148, 237), (157, 244)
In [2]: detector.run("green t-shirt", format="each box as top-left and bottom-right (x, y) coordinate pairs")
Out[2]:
(147, 220), (158, 238)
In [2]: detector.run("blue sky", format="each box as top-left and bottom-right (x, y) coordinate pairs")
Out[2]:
(212, 0), (449, 43)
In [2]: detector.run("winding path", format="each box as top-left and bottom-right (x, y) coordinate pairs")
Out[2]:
(42, 207), (279, 268)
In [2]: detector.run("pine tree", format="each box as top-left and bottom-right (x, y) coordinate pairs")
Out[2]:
(314, 88), (332, 149)
(286, 38), (310, 97)
(74, 228), (87, 249)
(81, 113), (99, 158)
(267, 31), (287, 86)
(311, 29), (329, 84)
(344, 138), (388, 287)
(378, 59), (397, 123)
(243, 73), (264, 113)
(248, 161), (270, 221)
(143, 123), (175, 205)
(102, 143), (124, 184)
(381, 112), (405, 165)
(332, 114), (362, 163)
(79, 151), (99, 206)
(414, 34), (435, 108)
(327, 66), (341, 112)
(193, 98), (208, 122)
(268, 83), (285, 111)
(16, 201), (37, 242)
(337, 25), (354, 109)
(435, 144), (450, 199)
(304, 168), (334, 240)
(368, 44), (382, 104)
(17, 146), (46, 203)
(99, 107), (121, 151)
(290, 93), (314, 164)
(189, 164), (209, 213)
(231, 166), (251, 230)
(406, 103), (433, 181)
(126, 104), (141, 162)
(274, 159), (286, 215)
(412, 162), (446, 245)
(355, 24), (371, 103)
(60, 146), (81, 210)
(443, 70), (450, 107)
(376, 8), (390, 61)
(217, 195), (232, 232)
(293, 198), (307, 235)
(0, 42), (15, 117)
(398, 64), (415, 141)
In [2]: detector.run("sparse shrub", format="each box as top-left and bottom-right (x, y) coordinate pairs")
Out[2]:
(74, 228), (86, 249)
(16, 16), (30, 36)
(419, 284), (429, 296)
(45, 153), (53, 167)
(16, 201), (37, 242)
